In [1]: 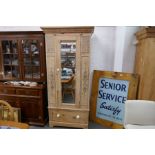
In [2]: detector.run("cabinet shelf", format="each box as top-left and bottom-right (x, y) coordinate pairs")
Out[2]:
(4, 64), (19, 66)
(3, 53), (18, 55)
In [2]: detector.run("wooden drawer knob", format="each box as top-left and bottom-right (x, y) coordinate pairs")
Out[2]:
(56, 113), (60, 118)
(76, 115), (80, 119)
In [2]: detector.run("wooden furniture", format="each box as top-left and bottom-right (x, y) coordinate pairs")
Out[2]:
(0, 83), (47, 126)
(0, 100), (14, 121)
(135, 27), (155, 101)
(61, 75), (74, 84)
(42, 27), (94, 128)
(0, 120), (29, 129)
(0, 99), (21, 122)
(62, 75), (75, 100)
(0, 31), (46, 81)
(0, 31), (47, 126)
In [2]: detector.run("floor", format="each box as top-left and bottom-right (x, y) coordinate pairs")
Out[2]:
(30, 121), (111, 129)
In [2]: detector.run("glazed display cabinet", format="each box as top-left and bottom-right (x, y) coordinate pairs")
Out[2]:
(0, 32), (46, 81)
(0, 31), (47, 126)
(42, 27), (94, 128)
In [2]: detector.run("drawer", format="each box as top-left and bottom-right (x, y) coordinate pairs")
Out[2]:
(0, 95), (18, 107)
(16, 89), (39, 96)
(49, 109), (89, 124)
(0, 88), (16, 94)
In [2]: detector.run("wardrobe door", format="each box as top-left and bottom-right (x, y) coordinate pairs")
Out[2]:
(56, 35), (80, 108)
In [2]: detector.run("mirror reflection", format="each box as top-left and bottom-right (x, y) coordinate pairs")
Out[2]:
(61, 41), (76, 104)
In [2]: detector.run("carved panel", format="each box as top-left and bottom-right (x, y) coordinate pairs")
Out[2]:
(46, 56), (56, 106)
(81, 56), (89, 107)
(45, 34), (55, 54)
(81, 35), (90, 53)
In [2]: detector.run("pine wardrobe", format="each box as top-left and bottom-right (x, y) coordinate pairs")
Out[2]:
(135, 27), (155, 101)
(42, 27), (94, 128)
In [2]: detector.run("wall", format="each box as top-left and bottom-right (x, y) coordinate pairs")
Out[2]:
(122, 26), (140, 73)
(113, 26), (140, 73)
(89, 26), (116, 92)
(113, 26), (126, 72)
(90, 26), (116, 74)
(90, 26), (139, 75)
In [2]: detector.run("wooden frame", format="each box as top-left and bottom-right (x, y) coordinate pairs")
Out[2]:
(41, 27), (94, 34)
(55, 35), (81, 108)
(90, 70), (139, 129)
(0, 107), (21, 122)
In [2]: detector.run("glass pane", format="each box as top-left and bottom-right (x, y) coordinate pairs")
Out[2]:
(2, 40), (18, 54)
(61, 41), (76, 104)
(11, 54), (19, 65)
(31, 40), (39, 54)
(24, 66), (32, 78)
(32, 54), (40, 66)
(33, 66), (40, 79)
(23, 40), (30, 55)
(24, 54), (31, 65)
(3, 54), (11, 65)
(23, 40), (39, 55)
(12, 41), (18, 54)
(23, 40), (40, 80)
(0, 40), (19, 79)
(12, 66), (19, 78)
(4, 66), (12, 78)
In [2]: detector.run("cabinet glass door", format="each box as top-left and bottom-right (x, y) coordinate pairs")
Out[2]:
(0, 40), (20, 79)
(22, 40), (41, 80)
(60, 41), (76, 104)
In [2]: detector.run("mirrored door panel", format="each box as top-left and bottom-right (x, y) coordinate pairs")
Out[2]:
(22, 39), (41, 80)
(60, 41), (76, 104)
(0, 40), (20, 79)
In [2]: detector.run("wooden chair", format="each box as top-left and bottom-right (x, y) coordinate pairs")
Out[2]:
(0, 100), (29, 129)
(0, 100), (14, 121)
(62, 76), (75, 100)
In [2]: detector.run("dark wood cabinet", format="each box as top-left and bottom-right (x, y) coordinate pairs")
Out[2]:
(0, 32), (47, 126)
(0, 32), (46, 82)
(0, 83), (48, 126)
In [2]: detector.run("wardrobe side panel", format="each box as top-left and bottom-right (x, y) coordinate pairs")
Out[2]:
(45, 34), (57, 106)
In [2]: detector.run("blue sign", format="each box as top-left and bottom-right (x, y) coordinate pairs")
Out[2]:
(96, 77), (129, 124)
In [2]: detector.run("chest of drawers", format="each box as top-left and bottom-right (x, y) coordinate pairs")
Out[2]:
(0, 83), (47, 126)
